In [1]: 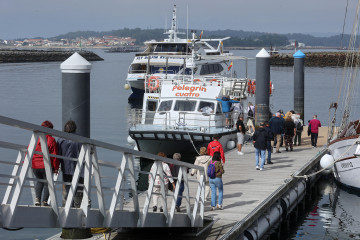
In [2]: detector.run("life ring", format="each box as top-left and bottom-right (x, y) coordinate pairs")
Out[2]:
(269, 81), (272, 94)
(210, 79), (218, 82)
(251, 80), (256, 94)
(247, 80), (252, 93)
(193, 78), (201, 82)
(146, 76), (160, 92)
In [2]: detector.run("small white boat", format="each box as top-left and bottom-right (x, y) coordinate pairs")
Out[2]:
(325, 1), (360, 191)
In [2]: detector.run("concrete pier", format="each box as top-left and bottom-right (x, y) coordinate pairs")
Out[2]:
(115, 127), (328, 239)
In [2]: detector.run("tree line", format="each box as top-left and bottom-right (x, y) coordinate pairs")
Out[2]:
(50, 28), (350, 47)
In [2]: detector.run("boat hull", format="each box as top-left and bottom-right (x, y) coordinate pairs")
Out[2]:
(130, 129), (237, 163)
(329, 135), (360, 190)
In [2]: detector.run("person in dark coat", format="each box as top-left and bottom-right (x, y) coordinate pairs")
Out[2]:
(264, 121), (274, 164)
(284, 116), (296, 151)
(253, 122), (269, 171)
(57, 120), (83, 207)
(270, 112), (284, 153)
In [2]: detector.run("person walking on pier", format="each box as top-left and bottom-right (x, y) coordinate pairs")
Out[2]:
(149, 152), (176, 212)
(172, 153), (187, 212)
(264, 121), (274, 164)
(253, 122), (269, 171)
(209, 152), (224, 210)
(293, 113), (304, 146)
(207, 134), (225, 164)
(32, 120), (59, 206)
(191, 147), (212, 201)
(270, 112), (284, 153)
(284, 116), (296, 151)
(57, 120), (83, 207)
(236, 115), (246, 155)
(309, 115), (321, 147)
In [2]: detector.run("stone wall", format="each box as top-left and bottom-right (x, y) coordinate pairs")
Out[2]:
(270, 52), (350, 67)
(0, 49), (103, 63)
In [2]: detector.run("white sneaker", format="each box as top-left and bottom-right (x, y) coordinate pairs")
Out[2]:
(260, 168), (264, 171)
(239, 152), (244, 155)
(256, 166), (260, 170)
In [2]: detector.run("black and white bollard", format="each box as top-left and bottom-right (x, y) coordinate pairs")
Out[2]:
(293, 50), (305, 120)
(60, 52), (92, 239)
(60, 52), (91, 138)
(255, 48), (271, 127)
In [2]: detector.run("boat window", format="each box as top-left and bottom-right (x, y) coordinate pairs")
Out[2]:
(216, 102), (222, 114)
(154, 43), (189, 53)
(200, 64), (224, 75)
(147, 101), (158, 111)
(158, 100), (173, 111)
(173, 100), (197, 111)
(198, 101), (215, 113)
(151, 66), (181, 74)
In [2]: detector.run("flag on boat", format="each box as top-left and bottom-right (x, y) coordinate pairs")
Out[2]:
(228, 61), (233, 71)
(220, 41), (223, 54)
(199, 31), (203, 39)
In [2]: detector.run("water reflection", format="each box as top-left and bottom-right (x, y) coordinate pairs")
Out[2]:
(292, 177), (360, 239)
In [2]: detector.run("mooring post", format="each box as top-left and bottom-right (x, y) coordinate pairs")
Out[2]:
(293, 50), (305, 121)
(255, 48), (271, 127)
(60, 52), (92, 239)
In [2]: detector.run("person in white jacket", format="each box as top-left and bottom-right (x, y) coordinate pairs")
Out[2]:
(191, 147), (212, 200)
(148, 152), (176, 212)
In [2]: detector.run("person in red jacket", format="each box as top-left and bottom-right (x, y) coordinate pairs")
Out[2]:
(309, 115), (321, 148)
(32, 120), (59, 206)
(207, 134), (225, 164)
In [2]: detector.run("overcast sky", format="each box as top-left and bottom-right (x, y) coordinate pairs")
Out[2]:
(0, 0), (357, 39)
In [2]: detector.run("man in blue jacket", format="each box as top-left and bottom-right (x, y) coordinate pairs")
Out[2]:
(270, 112), (284, 153)
(217, 96), (240, 128)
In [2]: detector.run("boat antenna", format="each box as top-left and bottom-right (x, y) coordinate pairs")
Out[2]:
(187, 4), (189, 41)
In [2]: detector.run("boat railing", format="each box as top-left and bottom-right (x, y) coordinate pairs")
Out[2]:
(130, 109), (239, 132)
(0, 115), (205, 228)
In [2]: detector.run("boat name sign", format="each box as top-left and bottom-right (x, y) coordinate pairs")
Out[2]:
(161, 84), (221, 98)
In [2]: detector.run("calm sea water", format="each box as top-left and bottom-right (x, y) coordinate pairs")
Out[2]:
(0, 48), (358, 239)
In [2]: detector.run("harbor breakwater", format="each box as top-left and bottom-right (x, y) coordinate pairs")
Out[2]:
(0, 49), (103, 63)
(270, 52), (348, 67)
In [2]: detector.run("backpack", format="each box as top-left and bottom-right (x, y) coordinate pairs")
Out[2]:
(207, 160), (217, 179)
(296, 121), (303, 132)
(248, 108), (254, 118)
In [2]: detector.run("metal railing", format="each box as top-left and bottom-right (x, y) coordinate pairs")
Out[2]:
(0, 115), (205, 228)
(129, 109), (239, 133)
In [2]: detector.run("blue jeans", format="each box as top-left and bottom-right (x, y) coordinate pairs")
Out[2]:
(209, 177), (223, 207)
(176, 181), (185, 207)
(255, 148), (266, 168)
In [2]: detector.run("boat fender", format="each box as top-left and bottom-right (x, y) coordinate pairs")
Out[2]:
(320, 154), (334, 174)
(127, 135), (135, 145)
(251, 80), (256, 95)
(146, 76), (160, 92)
(247, 80), (252, 93)
(133, 145), (138, 151)
(269, 81), (272, 95)
(124, 83), (130, 90)
(226, 140), (236, 149)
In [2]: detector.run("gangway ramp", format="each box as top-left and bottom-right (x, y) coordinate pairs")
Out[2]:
(0, 115), (205, 229)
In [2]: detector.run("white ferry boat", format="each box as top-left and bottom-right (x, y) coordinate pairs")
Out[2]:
(125, 5), (236, 99)
(128, 72), (250, 160)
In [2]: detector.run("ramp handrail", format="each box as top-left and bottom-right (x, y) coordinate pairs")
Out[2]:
(0, 115), (205, 228)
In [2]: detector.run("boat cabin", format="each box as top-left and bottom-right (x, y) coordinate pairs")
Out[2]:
(141, 85), (226, 131)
